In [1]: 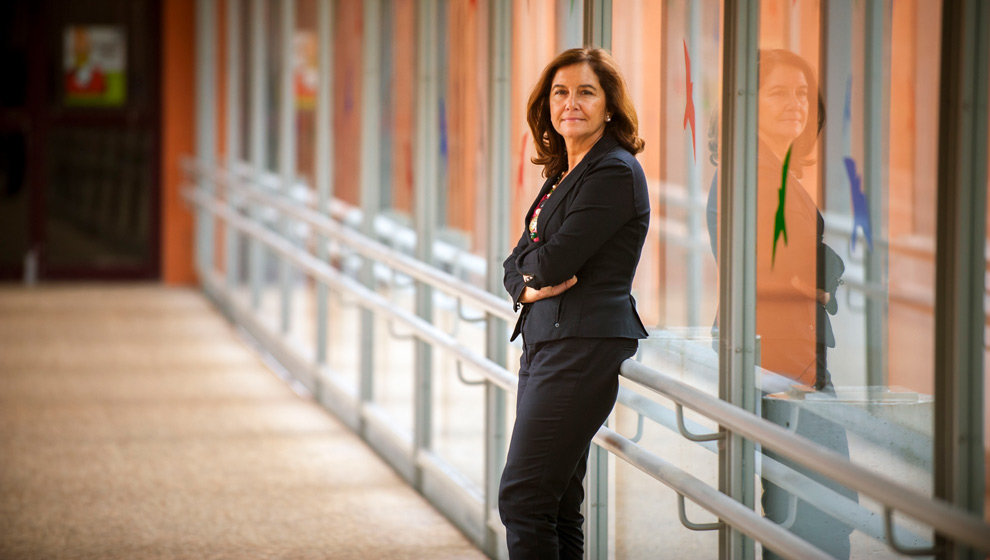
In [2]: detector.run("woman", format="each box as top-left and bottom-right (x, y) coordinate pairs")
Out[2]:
(498, 47), (649, 559)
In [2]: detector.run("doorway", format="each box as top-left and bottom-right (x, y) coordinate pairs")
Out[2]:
(0, 0), (161, 281)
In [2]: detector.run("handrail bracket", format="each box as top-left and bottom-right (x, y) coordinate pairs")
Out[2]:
(883, 507), (939, 557)
(676, 403), (725, 442)
(678, 494), (723, 531)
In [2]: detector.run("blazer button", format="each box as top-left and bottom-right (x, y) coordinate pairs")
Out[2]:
(554, 322), (560, 328)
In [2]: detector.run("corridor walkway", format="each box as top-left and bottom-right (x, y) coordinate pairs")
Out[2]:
(0, 284), (485, 560)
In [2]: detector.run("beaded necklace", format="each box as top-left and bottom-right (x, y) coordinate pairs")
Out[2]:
(528, 172), (565, 242)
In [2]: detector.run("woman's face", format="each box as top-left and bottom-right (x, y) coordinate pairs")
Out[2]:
(549, 62), (608, 150)
(758, 64), (809, 151)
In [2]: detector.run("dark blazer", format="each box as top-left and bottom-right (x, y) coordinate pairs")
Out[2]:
(503, 132), (650, 343)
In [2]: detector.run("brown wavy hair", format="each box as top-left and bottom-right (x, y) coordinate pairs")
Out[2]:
(526, 47), (645, 179)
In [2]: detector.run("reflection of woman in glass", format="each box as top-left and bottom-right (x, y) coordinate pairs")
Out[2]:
(754, 49), (854, 560)
(499, 47), (649, 559)
(705, 48), (853, 560)
(755, 48), (837, 389)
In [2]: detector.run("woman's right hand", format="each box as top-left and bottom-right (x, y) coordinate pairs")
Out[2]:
(519, 276), (578, 304)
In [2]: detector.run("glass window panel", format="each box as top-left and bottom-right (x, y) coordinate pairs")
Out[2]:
(285, 0), (318, 362)
(319, 2), (368, 394)
(509, 0), (560, 248)
(371, 0), (417, 439)
(213, 0), (228, 280)
(431, 0), (491, 490)
(332, 0), (363, 208)
(611, 394), (719, 557)
(228, 0), (251, 299)
(757, 4), (851, 559)
(326, 288), (361, 393)
(494, 0), (565, 497)
(257, 0), (284, 333)
(321, 0), (366, 393)
(238, 2), (251, 166)
(610, 0), (723, 557)
(752, 1), (940, 558)
(388, 0), (416, 218)
(295, 0), (317, 185)
(264, 0), (281, 174)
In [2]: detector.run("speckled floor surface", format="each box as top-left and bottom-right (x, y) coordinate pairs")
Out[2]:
(0, 284), (486, 560)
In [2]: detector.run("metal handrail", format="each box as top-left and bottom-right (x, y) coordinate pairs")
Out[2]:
(186, 188), (518, 392)
(186, 170), (990, 556)
(615, 385), (930, 547)
(621, 358), (990, 555)
(224, 159), (491, 280)
(186, 183), (836, 559)
(592, 427), (831, 560)
(185, 161), (516, 324)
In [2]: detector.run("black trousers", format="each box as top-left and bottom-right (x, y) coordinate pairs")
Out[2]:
(498, 337), (638, 560)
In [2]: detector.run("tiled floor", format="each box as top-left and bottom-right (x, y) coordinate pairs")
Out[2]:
(0, 284), (485, 560)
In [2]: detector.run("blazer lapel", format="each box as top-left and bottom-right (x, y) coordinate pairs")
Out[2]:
(535, 133), (620, 240)
(524, 175), (559, 229)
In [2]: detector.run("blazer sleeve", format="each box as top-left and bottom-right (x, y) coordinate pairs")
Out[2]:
(502, 230), (531, 311)
(515, 159), (637, 288)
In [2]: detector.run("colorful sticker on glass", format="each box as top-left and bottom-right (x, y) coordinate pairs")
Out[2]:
(64, 26), (126, 107)
(294, 31), (317, 110)
(682, 39), (697, 162)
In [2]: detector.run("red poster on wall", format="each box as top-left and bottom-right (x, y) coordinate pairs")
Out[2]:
(63, 25), (127, 107)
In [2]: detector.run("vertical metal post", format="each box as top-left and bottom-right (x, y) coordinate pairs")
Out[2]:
(582, 3), (612, 557)
(934, 1), (989, 558)
(278, 0), (296, 334)
(685, 0), (702, 328)
(557, 0), (583, 51)
(862, 0), (889, 388)
(315, 0), (335, 366)
(413, 0), (439, 482)
(718, 1), (759, 559)
(225, 0), (242, 290)
(195, 0), (217, 278)
(584, 437), (608, 560)
(249, 0), (267, 309)
(581, 3), (612, 558)
(583, 0), (612, 50)
(359, 0), (383, 411)
(818, 0), (851, 213)
(485, 0), (512, 555)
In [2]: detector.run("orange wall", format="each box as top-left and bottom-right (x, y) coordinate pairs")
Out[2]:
(391, 0), (416, 215)
(333, 1), (363, 207)
(161, 0), (196, 285)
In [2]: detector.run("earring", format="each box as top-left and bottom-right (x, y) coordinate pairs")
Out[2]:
(606, 114), (612, 122)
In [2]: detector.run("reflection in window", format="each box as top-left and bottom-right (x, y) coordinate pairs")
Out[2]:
(753, 2), (941, 558)
(610, 2), (724, 557)
(333, 0), (362, 207)
(510, 0), (560, 250)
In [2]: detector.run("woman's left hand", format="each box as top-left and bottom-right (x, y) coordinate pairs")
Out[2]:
(816, 289), (830, 306)
(519, 276), (578, 304)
